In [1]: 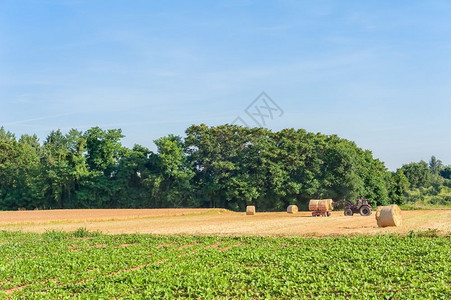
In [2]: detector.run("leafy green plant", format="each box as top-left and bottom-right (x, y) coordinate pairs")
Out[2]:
(0, 232), (449, 298)
(71, 227), (100, 238)
(412, 228), (440, 238)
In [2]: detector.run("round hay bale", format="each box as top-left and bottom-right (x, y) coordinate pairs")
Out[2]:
(375, 205), (402, 227)
(309, 200), (317, 211)
(246, 206), (256, 215)
(309, 199), (333, 211)
(327, 199), (334, 210)
(287, 205), (298, 214)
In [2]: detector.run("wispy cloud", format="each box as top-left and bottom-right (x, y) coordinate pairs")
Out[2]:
(2, 112), (78, 126)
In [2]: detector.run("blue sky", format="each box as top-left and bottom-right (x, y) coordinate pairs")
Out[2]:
(1, 0), (450, 170)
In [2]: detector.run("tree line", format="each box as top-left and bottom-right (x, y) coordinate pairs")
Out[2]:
(0, 124), (448, 211)
(399, 156), (451, 205)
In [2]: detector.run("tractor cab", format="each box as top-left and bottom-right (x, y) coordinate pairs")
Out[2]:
(359, 199), (369, 206)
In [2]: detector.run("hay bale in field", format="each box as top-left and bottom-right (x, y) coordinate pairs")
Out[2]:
(309, 199), (333, 211)
(309, 199), (319, 211)
(375, 205), (402, 227)
(327, 199), (334, 210)
(287, 205), (298, 214)
(246, 206), (256, 215)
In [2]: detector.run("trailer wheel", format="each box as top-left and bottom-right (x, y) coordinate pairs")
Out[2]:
(326, 211), (331, 217)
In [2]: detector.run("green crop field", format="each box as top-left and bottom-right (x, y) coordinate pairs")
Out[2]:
(0, 230), (450, 299)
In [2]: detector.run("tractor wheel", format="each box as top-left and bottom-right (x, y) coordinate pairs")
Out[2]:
(359, 206), (372, 216)
(344, 209), (353, 216)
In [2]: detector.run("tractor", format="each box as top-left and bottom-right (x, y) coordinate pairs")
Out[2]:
(344, 198), (372, 216)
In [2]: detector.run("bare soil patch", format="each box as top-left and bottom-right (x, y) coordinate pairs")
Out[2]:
(0, 209), (449, 237)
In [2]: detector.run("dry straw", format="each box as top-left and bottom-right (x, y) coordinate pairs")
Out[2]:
(287, 205), (298, 214)
(246, 206), (256, 215)
(375, 205), (402, 227)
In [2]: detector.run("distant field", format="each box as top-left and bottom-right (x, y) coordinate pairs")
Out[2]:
(0, 209), (450, 236)
(0, 231), (449, 298)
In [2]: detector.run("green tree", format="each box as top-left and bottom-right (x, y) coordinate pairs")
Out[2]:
(145, 135), (194, 208)
(185, 124), (392, 210)
(39, 129), (90, 209)
(440, 166), (451, 179)
(0, 124), (412, 211)
(41, 130), (72, 209)
(401, 161), (432, 188)
(0, 127), (16, 141)
(84, 127), (124, 175)
(318, 137), (365, 202)
(429, 156), (443, 175)
(75, 127), (124, 208)
(387, 169), (409, 205)
(0, 136), (43, 209)
(186, 125), (266, 210)
(113, 144), (151, 208)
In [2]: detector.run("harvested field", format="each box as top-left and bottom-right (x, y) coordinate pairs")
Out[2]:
(1, 209), (450, 236)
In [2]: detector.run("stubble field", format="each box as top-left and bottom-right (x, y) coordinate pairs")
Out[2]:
(0, 208), (450, 236)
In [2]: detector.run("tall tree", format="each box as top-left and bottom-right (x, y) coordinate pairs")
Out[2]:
(0, 136), (42, 209)
(84, 127), (124, 175)
(76, 127), (125, 208)
(387, 169), (409, 205)
(429, 156), (443, 175)
(401, 161), (432, 188)
(145, 135), (194, 208)
(113, 144), (151, 208)
(41, 130), (74, 209)
(0, 127), (15, 141)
